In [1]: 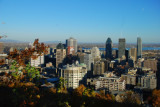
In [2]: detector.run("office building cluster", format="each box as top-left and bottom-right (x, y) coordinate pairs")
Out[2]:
(25, 37), (159, 92)
(0, 36), (159, 105)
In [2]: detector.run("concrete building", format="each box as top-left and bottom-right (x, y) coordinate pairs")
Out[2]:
(87, 76), (126, 92)
(137, 37), (142, 59)
(101, 59), (110, 72)
(84, 53), (93, 71)
(56, 43), (65, 49)
(138, 73), (157, 89)
(77, 52), (85, 63)
(93, 60), (105, 75)
(60, 63), (87, 89)
(129, 48), (137, 62)
(121, 74), (136, 86)
(30, 54), (45, 67)
(118, 38), (126, 58)
(66, 37), (77, 55)
(143, 59), (157, 72)
(105, 38), (112, 59)
(91, 47), (101, 63)
(55, 49), (66, 68)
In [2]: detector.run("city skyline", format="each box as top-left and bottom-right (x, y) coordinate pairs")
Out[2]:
(0, 0), (160, 43)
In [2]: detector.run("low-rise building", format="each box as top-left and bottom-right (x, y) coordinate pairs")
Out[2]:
(87, 76), (126, 92)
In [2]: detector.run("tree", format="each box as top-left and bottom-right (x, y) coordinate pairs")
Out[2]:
(8, 39), (48, 66)
(10, 60), (22, 81)
(24, 63), (40, 82)
(151, 89), (160, 107)
(57, 77), (67, 93)
(73, 84), (86, 96)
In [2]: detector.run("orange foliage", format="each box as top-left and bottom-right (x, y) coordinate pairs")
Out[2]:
(49, 88), (57, 94)
(8, 39), (49, 66)
(0, 59), (5, 65)
(73, 84), (86, 96)
(152, 89), (160, 107)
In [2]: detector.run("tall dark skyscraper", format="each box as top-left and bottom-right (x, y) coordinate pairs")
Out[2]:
(137, 37), (142, 59)
(118, 38), (126, 58)
(105, 37), (112, 59)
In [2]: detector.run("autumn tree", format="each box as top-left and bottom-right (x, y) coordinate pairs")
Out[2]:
(151, 89), (160, 107)
(73, 84), (86, 96)
(0, 59), (5, 66)
(8, 39), (48, 66)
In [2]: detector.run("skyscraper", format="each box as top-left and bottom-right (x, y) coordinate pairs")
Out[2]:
(66, 37), (77, 55)
(105, 37), (112, 59)
(84, 53), (93, 71)
(91, 47), (101, 63)
(137, 37), (142, 59)
(118, 38), (126, 58)
(129, 48), (137, 62)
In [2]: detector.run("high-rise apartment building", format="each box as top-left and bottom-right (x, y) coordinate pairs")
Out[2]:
(137, 37), (142, 59)
(56, 49), (66, 68)
(66, 37), (77, 55)
(105, 38), (112, 59)
(144, 59), (157, 72)
(93, 61), (105, 75)
(84, 53), (93, 71)
(60, 64), (87, 89)
(91, 47), (101, 63)
(118, 38), (126, 58)
(138, 73), (157, 89)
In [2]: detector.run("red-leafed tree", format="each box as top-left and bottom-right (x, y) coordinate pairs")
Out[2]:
(8, 39), (49, 66)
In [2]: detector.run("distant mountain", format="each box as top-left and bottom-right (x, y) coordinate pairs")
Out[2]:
(0, 39), (29, 43)
(44, 41), (65, 44)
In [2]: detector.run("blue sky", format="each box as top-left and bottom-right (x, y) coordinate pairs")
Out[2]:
(0, 0), (160, 43)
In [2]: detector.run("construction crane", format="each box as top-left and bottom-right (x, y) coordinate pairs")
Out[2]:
(0, 35), (7, 39)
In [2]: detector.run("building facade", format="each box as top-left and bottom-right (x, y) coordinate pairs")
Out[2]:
(118, 38), (126, 58)
(30, 54), (45, 67)
(88, 76), (126, 92)
(56, 49), (66, 67)
(138, 73), (157, 89)
(129, 48), (137, 62)
(143, 59), (157, 72)
(60, 64), (87, 89)
(91, 47), (101, 63)
(84, 53), (93, 71)
(137, 37), (142, 59)
(93, 61), (105, 75)
(66, 37), (77, 55)
(105, 38), (112, 59)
